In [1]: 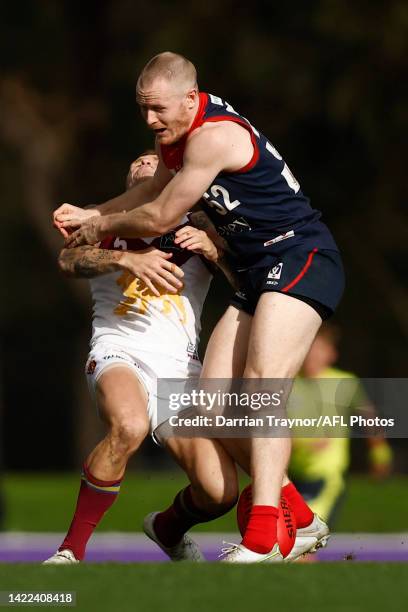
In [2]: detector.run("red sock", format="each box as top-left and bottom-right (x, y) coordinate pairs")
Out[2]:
(154, 486), (215, 547)
(59, 465), (122, 560)
(282, 482), (314, 528)
(242, 505), (279, 554)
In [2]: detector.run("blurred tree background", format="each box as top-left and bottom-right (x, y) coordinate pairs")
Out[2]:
(0, 0), (407, 471)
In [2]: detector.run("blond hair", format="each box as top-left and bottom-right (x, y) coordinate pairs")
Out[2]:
(137, 52), (197, 93)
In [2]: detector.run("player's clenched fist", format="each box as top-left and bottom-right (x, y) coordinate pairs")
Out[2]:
(53, 203), (100, 238)
(64, 216), (103, 248)
(120, 248), (184, 296)
(174, 225), (219, 263)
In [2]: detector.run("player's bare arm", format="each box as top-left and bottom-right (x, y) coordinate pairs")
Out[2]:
(58, 246), (123, 278)
(58, 245), (184, 295)
(65, 121), (253, 248)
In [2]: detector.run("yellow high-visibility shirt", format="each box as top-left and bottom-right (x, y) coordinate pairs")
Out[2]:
(288, 367), (367, 481)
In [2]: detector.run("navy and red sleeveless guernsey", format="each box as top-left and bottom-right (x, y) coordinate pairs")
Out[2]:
(161, 92), (339, 270)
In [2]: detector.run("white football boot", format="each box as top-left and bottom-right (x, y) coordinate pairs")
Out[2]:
(285, 514), (330, 562)
(43, 549), (79, 565)
(143, 512), (205, 562)
(220, 542), (284, 563)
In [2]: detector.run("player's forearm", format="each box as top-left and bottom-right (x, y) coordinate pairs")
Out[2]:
(96, 179), (160, 215)
(58, 246), (125, 278)
(98, 203), (178, 239)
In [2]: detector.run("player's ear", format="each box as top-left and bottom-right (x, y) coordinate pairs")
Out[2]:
(186, 88), (198, 109)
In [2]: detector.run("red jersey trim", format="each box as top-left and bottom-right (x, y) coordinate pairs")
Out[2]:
(201, 115), (260, 173)
(282, 248), (319, 292)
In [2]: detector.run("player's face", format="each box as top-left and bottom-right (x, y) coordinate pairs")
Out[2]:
(127, 154), (158, 189)
(137, 79), (197, 145)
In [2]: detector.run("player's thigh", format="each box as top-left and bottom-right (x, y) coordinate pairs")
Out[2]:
(245, 292), (322, 378)
(165, 436), (239, 502)
(95, 365), (150, 433)
(201, 305), (252, 378)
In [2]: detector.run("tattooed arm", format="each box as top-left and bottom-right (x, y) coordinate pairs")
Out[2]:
(58, 246), (184, 295)
(58, 246), (124, 278)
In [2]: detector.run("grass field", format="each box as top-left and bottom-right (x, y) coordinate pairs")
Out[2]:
(3, 473), (408, 533)
(1, 474), (407, 611)
(0, 564), (407, 612)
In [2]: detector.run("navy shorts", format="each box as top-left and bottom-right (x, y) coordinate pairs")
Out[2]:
(230, 247), (345, 320)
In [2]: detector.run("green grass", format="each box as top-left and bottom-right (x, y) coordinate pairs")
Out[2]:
(3, 471), (238, 533)
(0, 564), (406, 612)
(336, 476), (408, 532)
(3, 473), (408, 533)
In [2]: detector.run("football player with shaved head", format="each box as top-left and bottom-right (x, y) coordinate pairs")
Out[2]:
(54, 51), (344, 562)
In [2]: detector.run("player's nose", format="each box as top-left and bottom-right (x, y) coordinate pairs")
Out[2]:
(145, 109), (158, 127)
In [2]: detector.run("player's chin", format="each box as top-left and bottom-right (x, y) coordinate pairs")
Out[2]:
(155, 129), (175, 145)
(134, 169), (153, 180)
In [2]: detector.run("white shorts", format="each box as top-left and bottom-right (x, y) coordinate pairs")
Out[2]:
(85, 341), (202, 432)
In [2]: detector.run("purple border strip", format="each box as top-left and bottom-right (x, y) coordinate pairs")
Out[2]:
(1, 533), (407, 563)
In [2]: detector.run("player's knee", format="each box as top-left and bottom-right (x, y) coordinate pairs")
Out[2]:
(110, 417), (149, 455)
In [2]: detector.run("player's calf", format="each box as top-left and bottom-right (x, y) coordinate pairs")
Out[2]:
(152, 483), (237, 550)
(53, 464), (123, 561)
(144, 483), (237, 562)
(100, 415), (150, 470)
(45, 412), (149, 563)
(145, 437), (238, 560)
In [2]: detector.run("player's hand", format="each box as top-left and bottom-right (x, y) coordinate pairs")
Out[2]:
(64, 216), (103, 248)
(53, 203), (100, 238)
(174, 225), (218, 263)
(120, 249), (184, 296)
